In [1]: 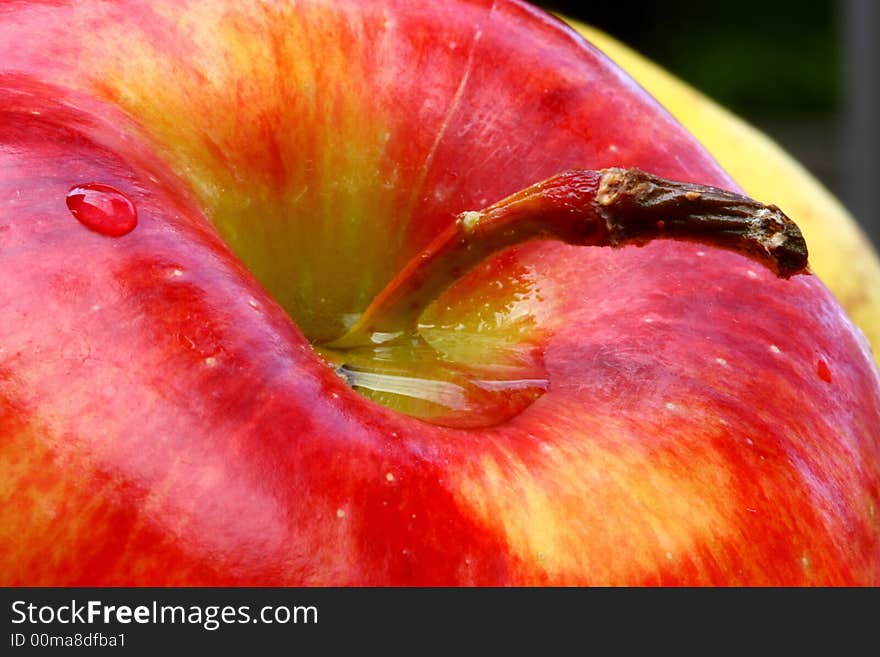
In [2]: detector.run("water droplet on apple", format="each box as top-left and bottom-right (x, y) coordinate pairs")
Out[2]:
(66, 183), (137, 237)
(335, 362), (547, 429)
(320, 303), (548, 428)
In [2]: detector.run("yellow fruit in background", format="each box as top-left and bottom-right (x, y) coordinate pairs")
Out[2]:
(566, 19), (880, 364)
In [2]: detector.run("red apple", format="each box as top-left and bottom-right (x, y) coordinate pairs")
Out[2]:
(1, 0), (878, 585)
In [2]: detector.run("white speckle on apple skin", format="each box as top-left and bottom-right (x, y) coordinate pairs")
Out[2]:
(643, 317), (654, 323)
(715, 357), (728, 366)
(769, 344), (782, 354)
(665, 552), (673, 561)
(665, 402), (677, 411)
(91, 305), (100, 312)
(169, 268), (184, 278)
(385, 472), (395, 482)
(204, 356), (217, 367)
(336, 508), (345, 519)
(747, 270), (758, 279)
(696, 251), (705, 256)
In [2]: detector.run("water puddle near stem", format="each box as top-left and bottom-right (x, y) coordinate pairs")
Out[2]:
(66, 183), (137, 237)
(318, 334), (548, 429)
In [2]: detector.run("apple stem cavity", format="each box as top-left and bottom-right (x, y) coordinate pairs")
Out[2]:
(327, 167), (809, 350)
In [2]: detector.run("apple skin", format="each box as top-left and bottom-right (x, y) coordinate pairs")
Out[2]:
(1, 0), (879, 585)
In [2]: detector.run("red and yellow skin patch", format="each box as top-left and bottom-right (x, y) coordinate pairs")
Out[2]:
(438, 241), (880, 584)
(1, 0), (878, 585)
(0, 0), (733, 341)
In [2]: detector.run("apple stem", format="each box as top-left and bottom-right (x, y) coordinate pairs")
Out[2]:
(327, 167), (808, 349)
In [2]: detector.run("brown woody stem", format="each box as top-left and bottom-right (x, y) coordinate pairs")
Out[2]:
(327, 167), (808, 350)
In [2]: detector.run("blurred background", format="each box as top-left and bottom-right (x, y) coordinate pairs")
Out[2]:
(543, 0), (879, 249)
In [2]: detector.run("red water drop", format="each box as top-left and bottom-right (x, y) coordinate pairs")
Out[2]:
(66, 183), (137, 237)
(816, 359), (832, 383)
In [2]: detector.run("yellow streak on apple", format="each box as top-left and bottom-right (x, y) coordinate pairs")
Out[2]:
(89, 1), (407, 342)
(418, 258), (553, 369)
(0, 413), (145, 584)
(449, 416), (740, 584)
